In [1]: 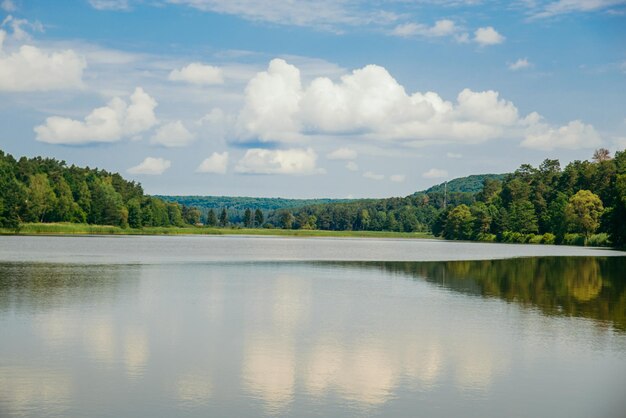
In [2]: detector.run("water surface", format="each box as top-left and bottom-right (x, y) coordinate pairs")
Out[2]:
(0, 236), (625, 417)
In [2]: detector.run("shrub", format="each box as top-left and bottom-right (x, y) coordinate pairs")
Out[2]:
(541, 233), (556, 245)
(587, 233), (610, 247)
(528, 234), (543, 244)
(476, 233), (497, 242)
(502, 231), (525, 243)
(563, 233), (586, 246)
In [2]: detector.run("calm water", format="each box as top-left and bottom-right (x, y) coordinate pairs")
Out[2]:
(1, 236), (625, 418)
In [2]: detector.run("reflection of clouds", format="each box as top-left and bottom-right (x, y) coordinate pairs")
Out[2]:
(272, 275), (310, 332)
(36, 311), (78, 348)
(84, 319), (116, 364)
(124, 329), (149, 378)
(402, 340), (443, 389)
(304, 339), (396, 406)
(453, 339), (510, 393)
(176, 373), (212, 406)
(243, 335), (295, 414)
(0, 366), (72, 415)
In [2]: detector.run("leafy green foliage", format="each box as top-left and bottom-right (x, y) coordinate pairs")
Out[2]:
(0, 150), (190, 229)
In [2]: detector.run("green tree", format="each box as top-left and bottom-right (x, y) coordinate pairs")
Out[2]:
(254, 209), (264, 227)
(27, 173), (57, 222)
(444, 204), (474, 240)
(206, 209), (217, 227)
(127, 198), (142, 228)
(219, 208), (228, 227)
(243, 208), (252, 228)
(278, 210), (294, 229)
(565, 190), (604, 238)
(509, 201), (538, 234)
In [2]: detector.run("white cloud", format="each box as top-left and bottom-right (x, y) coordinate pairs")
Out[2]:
(167, 0), (399, 31)
(327, 147), (357, 160)
(169, 63), (224, 85)
(620, 61), (626, 73)
(2, 15), (42, 41)
(509, 58), (531, 71)
(236, 58), (303, 143)
(390, 174), (406, 182)
(474, 26), (505, 46)
(35, 87), (158, 144)
(423, 168), (448, 178)
(1, 0), (16, 12)
(235, 147), (322, 175)
(127, 157), (171, 175)
(0, 43), (86, 91)
(391, 19), (458, 38)
(521, 120), (602, 150)
(89, 0), (130, 10)
(236, 59), (526, 146)
(196, 152), (229, 174)
(346, 161), (359, 171)
(532, 0), (626, 18)
(150, 120), (195, 147)
(446, 152), (462, 158)
(363, 171), (384, 180)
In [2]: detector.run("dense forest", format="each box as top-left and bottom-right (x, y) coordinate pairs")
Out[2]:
(0, 150), (200, 229)
(264, 148), (626, 247)
(2, 148), (625, 247)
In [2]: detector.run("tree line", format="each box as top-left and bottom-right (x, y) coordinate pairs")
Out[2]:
(0, 150), (201, 229)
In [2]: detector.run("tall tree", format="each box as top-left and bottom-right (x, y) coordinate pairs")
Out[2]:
(243, 208), (252, 228)
(254, 208), (264, 227)
(206, 208), (218, 227)
(27, 173), (57, 222)
(565, 190), (604, 238)
(219, 208), (228, 227)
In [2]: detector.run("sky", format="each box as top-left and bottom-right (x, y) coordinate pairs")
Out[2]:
(0, 0), (625, 198)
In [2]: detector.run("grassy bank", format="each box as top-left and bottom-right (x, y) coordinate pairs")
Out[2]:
(0, 222), (436, 239)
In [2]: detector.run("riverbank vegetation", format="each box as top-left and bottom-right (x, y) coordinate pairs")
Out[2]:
(1, 148), (625, 247)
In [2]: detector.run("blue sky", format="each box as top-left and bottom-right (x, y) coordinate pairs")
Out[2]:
(0, 0), (625, 198)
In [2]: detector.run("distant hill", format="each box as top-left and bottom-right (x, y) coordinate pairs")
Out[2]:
(419, 174), (507, 195)
(156, 195), (355, 212)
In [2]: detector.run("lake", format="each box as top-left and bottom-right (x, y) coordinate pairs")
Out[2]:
(1, 235), (625, 417)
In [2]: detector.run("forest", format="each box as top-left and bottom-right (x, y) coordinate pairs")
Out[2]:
(0, 150), (200, 229)
(1, 148), (625, 247)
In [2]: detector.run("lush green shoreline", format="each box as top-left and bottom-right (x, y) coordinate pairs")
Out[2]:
(0, 222), (436, 239)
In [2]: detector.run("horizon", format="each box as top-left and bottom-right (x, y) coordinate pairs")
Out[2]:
(0, 0), (624, 199)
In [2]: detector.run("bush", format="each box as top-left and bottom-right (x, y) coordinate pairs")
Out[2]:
(563, 233), (586, 246)
(541, 233), (556, 245)
(502, 231), (525, 243)
(475, 233), (497, 242)
(528, 234), (543, 244)
(587, 233), (611, 247)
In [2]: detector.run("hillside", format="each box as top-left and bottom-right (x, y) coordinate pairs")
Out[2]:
(156, 195), (355, 212)
(421, 174), (507, 195)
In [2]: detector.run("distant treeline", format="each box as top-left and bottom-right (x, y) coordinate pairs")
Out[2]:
(0, 150), (201, 229)
(253, 148), (626, 247)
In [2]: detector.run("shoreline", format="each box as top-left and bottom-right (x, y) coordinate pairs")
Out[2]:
(0, 222), (436, 240)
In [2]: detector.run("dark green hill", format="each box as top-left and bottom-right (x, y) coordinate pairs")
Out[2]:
(156, 195), (354, 212)
(420, 174), (506, 195)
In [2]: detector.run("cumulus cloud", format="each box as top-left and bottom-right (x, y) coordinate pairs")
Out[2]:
(0, 40), (86, 91)
(127, 157), (171, 175)
(327, 147), (357, 160)
(423, 168), (448, 178)
(521, 120), (602, 151)
(346, 161), (359, 171)
(474, 26), (505, 46)
(235, 147), (322, 175)
(89, 0), (130, 10)
(169, 63), (224, 85)
(391, 19), (458, 38)
(150, 120), (195, 147)
(235, 59), (528, 147)
(196, 152), (229, 174)
(390, 174), (406, 182)
(35, 87), (158, 144)
(363, 171), (384, 180)
(509, 58), (531, 71)
(236, 59), (303, 142)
